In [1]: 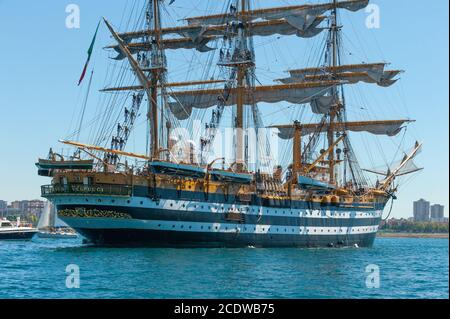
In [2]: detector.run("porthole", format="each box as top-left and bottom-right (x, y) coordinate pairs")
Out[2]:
(127, 200), (131, 204)
(140, 201), (144, 205)
(172, 225), (175, 228)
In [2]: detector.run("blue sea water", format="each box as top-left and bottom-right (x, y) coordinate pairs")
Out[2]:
(0, 237), (448, 299)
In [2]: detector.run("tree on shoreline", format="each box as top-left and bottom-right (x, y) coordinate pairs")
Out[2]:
(380, 219), (449, 234)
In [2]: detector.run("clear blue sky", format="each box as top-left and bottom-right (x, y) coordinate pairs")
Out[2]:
(0, 0), (448, 219)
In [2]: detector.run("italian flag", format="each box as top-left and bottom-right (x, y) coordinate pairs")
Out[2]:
(78, 21), (101, 86)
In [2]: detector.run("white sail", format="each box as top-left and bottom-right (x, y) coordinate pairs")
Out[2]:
(38, 201), (69, 229)
(37, 201), (52, 229)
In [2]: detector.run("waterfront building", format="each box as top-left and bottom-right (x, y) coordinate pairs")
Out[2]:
(6, 200), (45, 218)
(430, 204), (445, 222)
(413, 199), (430, 222)
(0, 200), (7, 217)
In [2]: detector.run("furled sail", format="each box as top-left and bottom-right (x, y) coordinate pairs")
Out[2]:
(278, 63), (402, 114)
(108, 1), (370, 60)
(169, 81), (341, 120)
(272, 120), (414, 139)
(100, 80), (227, 93)
(107, 36), (218, 60)
(310, 96), (336, 115)
(117, 18), (327, 43)
(186, 0), (369, 28)
(286, 63), (387, 80)
(279, 70), (403, 87)
(109, 18), (327, 60)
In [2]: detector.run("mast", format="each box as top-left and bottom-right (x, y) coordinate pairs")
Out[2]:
(327, 0), (339, 184)
(292, 121), (302, 183)
(148, 0), (161, 159)
(235, 0), (248, 172)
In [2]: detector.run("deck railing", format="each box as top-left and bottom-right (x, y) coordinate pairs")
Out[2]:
(41, 184), (132, 197)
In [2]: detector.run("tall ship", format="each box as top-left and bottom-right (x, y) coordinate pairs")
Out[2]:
(37, 0), (422, 247)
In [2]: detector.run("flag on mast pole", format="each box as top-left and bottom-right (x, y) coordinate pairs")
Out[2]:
(78, 21), (101, 86)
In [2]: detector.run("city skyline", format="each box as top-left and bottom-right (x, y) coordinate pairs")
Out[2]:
(413, 198), (446, 222)
(0, 0), (449, 219)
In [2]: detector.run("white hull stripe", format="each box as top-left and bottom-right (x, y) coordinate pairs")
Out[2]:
(62, 217), (379, 235)
(53, 196), (384, 219)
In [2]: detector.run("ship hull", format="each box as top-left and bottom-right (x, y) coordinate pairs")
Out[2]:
(52, 194), (383, 248)
(0, 230), (37, 241)
(71, 225), (377, 248)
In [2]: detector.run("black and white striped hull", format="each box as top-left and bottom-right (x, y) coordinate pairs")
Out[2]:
(54, 195), (383, 248)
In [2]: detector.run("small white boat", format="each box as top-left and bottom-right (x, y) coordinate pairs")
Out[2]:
(37, 201), (78, 239)
(37, 229), (78, 239)
(0, 218), (38, 241)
